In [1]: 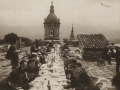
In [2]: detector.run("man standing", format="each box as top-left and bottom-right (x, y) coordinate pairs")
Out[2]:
(115, 46), (120, 74)
(6, 43), (16, 60)
(11, 50), (19, 70)
(107, 48), (112, 65)
(11, 46), (19, 71)
(112, 72), (120, 90)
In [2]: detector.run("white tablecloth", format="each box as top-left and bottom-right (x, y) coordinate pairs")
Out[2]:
(29, 50), (67, 90)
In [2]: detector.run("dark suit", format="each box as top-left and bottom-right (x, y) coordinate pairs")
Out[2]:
(19, 73), (34, 90)
(11, 52), (19, 70)
(64, 68), (90, 89)
(115, 48), (120, 73)
(16, 67), (26, 75)
(26, 65), (40, 77)
(0, 78), (17, 90)
(40, 55), (46, 64)
(30, 45), (38, 54)
(6, 45), (15, 60)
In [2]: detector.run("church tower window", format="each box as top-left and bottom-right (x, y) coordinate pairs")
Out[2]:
(44, 2), (60, 40)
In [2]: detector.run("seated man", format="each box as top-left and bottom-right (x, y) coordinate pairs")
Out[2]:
(16, 60), (27, 75)
(30, 42), (39, 54)
(64, 59), (76, 77)
(64, 66), (86, 89)
(41, 46), (47, 54)
(39, 53), (46, 64)
(19, 68), (35, 90)
(27, 59), (40, 77)
(27, 60), (35, 69)
(29, 54), (40, 66)
(75, 72), (100, 90)
(74, 66), (100, 90)
(0, 71), (20, 90)
(64, 63), (100, 90)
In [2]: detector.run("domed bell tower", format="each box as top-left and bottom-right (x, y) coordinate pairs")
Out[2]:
(44, 2), (60, 40)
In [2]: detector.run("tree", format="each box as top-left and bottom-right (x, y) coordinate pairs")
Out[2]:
(4, 33), (19, 43)
(0, 39), (4, 44)
(21, 37), (32, 46)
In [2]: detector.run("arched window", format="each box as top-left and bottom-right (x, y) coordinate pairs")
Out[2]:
(50, 30), (54, 37)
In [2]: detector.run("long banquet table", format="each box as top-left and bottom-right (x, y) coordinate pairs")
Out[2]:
(28, 48), (70, 90)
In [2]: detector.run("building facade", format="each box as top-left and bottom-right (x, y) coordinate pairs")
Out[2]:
(44, 2), (60, 40)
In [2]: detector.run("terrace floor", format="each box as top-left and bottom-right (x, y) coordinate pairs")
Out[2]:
(0, 46), (117, 89)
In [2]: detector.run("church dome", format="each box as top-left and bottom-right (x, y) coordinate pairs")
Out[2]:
(46, 2), (58, 22)
(47, 13), (57, 21)
(44, 2), (60, 24)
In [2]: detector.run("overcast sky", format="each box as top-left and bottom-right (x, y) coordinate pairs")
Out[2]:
(0, 0), (120, 39)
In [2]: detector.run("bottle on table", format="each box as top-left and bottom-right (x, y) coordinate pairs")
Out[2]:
(47, 80), (51, 90)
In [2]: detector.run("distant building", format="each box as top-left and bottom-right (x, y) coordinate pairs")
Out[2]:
(77, 34), (109, 61)
(69, 24), (75, 40)
(44, 2), (60, 40)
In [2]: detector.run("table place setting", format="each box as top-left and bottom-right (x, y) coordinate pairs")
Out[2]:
(26, 48), (68, 90)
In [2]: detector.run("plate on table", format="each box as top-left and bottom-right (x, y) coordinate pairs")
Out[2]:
(40, 70), (48, 74)
(61, 82), (67, 85)
(41, 64), (48, 69)
(57, 78), (63, 82)
(51, 73), (60, 77)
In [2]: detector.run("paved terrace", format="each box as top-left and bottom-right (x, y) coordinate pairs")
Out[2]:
(0, 46), (117, 90)
(69, 46), (116, 90)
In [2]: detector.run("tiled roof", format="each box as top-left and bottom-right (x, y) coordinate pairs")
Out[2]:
(77, 34), (109, 48)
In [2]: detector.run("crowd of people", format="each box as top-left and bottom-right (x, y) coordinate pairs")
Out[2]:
(104, 44), (120, 74)
(0, 41), (52, 90)
(60, 44), (100, 90)
(0, 41), (120, 90)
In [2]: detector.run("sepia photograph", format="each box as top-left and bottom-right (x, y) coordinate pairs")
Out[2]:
(0, 0), (120, 90)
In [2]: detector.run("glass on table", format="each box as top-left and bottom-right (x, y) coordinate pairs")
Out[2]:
(28, 87), (38, 90)
(18, 89), (24, 90)
(16, 87), (23, 90)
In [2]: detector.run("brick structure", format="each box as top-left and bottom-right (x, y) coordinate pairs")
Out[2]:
(44, 2), (60, 40)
